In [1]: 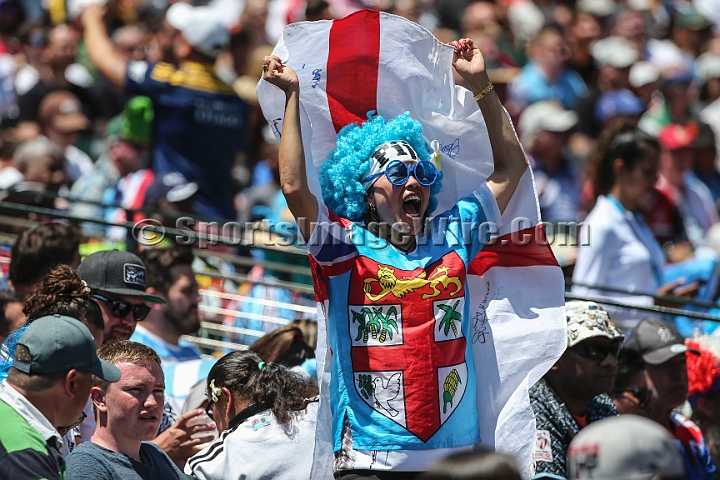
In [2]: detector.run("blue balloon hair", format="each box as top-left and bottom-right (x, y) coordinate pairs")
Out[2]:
(319, 112), (443, 222)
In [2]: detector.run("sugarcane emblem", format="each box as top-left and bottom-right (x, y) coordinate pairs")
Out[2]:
(443, 369), (462, 414)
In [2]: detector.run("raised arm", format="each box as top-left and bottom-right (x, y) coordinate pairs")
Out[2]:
(81, 4), (127, 89)
(450, 39), (527, 214)
(262, 56), (319, 240)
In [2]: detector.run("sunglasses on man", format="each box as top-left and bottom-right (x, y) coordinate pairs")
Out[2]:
(570, 340), (622, 361)
(92, 293), (151, 321)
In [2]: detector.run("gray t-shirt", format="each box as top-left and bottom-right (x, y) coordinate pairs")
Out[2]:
(65, 441), (186, 480)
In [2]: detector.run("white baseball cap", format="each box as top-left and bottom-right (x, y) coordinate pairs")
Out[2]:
(518, 101), (578, 147)
(592, 36), (639, 69)
(697, 52), (720, 83)
(166, 3), (229, 58)
(568, 415), (684, 480)
(629, 61), (660, 88)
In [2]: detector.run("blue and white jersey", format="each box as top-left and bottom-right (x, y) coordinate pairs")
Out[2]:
(131, 324), (202, 364)
(306, 182), (500, 455)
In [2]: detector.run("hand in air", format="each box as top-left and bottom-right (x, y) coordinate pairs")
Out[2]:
(262, 55), (299, 92)
(448, 38), (487, 84)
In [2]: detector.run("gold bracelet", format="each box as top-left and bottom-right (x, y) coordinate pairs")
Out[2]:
(473, 83), (494, 101)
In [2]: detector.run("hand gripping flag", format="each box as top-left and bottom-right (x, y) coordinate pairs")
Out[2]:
(257, 10), (567, 479)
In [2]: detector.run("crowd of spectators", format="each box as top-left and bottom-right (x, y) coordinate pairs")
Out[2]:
(4, 0), (720, 478)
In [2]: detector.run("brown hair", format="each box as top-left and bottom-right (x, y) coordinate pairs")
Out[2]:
(22, 264), (103, 332)
(140, 245), (194, 295)
(290, 318), (318, 351)
(249, 325), (315, 368)
(94, 340), (161, 390)
(9, 223), (80, 288)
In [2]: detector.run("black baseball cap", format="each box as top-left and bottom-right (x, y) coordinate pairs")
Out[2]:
(14, 315), (121, 381)
(623, 317), (699, 365)
(78, 250), (165, 304)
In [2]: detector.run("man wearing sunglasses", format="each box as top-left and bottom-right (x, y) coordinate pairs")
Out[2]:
(623, 318), (714, 480)
(78, 250), (165, 343)
(531, 301), (624, 479)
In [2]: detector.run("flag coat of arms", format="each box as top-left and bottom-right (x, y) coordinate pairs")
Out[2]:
(257, 10), (567, 479)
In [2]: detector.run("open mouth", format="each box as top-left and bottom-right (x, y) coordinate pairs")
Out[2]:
(403, 194), (421, 218)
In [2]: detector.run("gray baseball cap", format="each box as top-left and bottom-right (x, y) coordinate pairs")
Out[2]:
(623, 317), (699, 365)
(78, 250), (164, 304)
(14, 315), (121, 382)
(568, 415), (684, 480)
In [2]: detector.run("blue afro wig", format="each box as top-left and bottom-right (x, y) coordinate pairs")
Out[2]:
(319, 112), (443, 223)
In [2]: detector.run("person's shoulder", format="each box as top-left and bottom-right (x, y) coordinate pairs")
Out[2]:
(140, 442), (185, 478)
(588, 393), (618, 421)
(0, 399), (47, 454)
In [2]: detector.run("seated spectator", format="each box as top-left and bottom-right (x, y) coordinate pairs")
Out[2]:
(418, 450), (521, 480)
(0, 291), (23, 344)
(623, 317), (716, 480)
(686, 336), (720, 467)
(518, 100), (581, 223)
(69, 96), (153, 235)
(132, 245), (201, 363)
(65, 340), (187, 479)
(567, 415), (685, 480)
(12, 137), (68, 197)
(531, 301), (623, 479)
(509, 24), (587, 110)
(572, 123), (697, 327)
(609, 348), (651, 416)
(0, 315), (120, 480)
(15, 24), (100, 136)
(629, 61), (660, 107)
(78, 250), (164, 343)
(38, 90), (93, 185)
(3, 222), (81, 298)
(185, 350), (318, 480)
(656, 123), (719, 247)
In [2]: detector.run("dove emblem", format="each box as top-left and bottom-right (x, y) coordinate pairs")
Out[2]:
(372, 373), (402, 417)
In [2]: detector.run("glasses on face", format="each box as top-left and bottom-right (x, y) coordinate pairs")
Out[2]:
(59, 410), (87, 431)
(571, 340), (622, 361)
(92, 293), (150, 321)
(614, 387), (652, 410)
(205, 400), (215, 419)
(362, 160), (439, 187)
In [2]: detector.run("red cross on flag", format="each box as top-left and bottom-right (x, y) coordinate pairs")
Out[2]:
(257, 10), (567, 479)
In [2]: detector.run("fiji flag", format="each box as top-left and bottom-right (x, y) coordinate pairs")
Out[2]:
(257, 10), (567, 479)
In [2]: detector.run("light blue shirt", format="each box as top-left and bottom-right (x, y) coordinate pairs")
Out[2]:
(509, 62), (587, 110)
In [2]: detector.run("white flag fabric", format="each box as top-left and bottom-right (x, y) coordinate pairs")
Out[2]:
(257, 10), (566, 479)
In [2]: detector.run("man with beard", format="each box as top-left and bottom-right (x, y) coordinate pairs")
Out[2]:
(130, 246), (201, 363)
(78, 250), (165, 343)
(623, 318), (715, 480)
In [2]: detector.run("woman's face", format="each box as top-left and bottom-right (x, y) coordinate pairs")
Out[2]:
(616, 149), (659, 210)
(369, 161), (431, 239)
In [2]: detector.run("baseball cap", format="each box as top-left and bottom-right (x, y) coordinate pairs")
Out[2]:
(78, 250), (165, 304)
(14, 315), (121, 381)
(623, 317), (699, 365)
(696, 52), (720, 83)
(592, 36), (638, 69)
(576, 0), (616, 17)
(629, 61), (660, 88)
(144, 172), (199, 206)
(518, 101), (578, 147)
(658, 123), (699, 151)
(567, 415), (684, 480)
(595, 89), (645, 124)
(38, 91), (90, 134)
(675, 5), (712, 31)
(566, 301), (624, 348)
(166, 3), (229, 59)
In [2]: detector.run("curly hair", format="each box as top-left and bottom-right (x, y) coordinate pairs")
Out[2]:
(207, 350), (317, 424)
(319, 112), (443, 222)
(22, 264), (103, 332)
